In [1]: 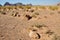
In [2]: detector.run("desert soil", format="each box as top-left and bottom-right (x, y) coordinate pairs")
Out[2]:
(0, 6), (60, 40)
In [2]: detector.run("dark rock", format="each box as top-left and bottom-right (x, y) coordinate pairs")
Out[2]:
(26, 15), (32, 20)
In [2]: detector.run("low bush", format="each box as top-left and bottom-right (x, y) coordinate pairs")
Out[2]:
(49, 6), (58, 11)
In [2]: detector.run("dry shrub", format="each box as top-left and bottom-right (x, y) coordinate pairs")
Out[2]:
(39, 6), (46, 9)
(45, 30), (54, 35)
(19, 6), (24, 9)
(31, 14), (37, 18)
(5, 6), (13, 10)
(24, 6), (31, 9)
(11, 12), (19, 17)
(58, 11), (60, 14)
(34, 12), (39, 15)
(53, 35), (60, 40)
(29, 9), (34, 12)
(34, 24), (47, 28)
(50, 12), (54, 15)
(31, 12), (39, 18)
(49, 6), (58, 11)
(0, 11), (6, 15)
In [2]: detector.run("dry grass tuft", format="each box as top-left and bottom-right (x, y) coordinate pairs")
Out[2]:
(49, 6), (58, 11)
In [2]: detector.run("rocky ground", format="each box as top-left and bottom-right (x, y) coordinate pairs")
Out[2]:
(0, 6), (60, 40)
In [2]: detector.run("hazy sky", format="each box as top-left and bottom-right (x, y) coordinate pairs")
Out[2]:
(0, 0), (60, 5)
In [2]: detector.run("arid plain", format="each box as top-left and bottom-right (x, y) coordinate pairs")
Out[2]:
(0, 6), (60, 40)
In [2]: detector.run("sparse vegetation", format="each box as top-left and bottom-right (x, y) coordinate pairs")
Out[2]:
(50, 12), (54, 15)
(0, 4), (60, 40)
(35, 24), (43, 28)
(0, 11), (6, 15)
(52, 35), (60, 40)
(29, 9), (34, 12)
(58, 11), (60, 14)
(34, 24), (47, 28)
(31, 14), (37, 18)
(49, 6), (58, 11)
(44, 16), (47, 18)
(19, 6), (24, 9)
(24, 6), (31, 9)
(56, 36), (60, 40)
(31, 12), (39, 18)
(11, 12), (20, 17)
(39, 6), (46, 9)
(45, 30), (54, 35)
(34, 12), (39, 15)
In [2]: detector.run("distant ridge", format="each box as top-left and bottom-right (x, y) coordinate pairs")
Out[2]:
(4, 2), (32, 6)
(1, 2), (60, 6)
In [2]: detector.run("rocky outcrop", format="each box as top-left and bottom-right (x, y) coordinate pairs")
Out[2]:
(4, 2), (32, 6)
(26, 4), (32, 6)
(4, 2), (11, 6)
(14, 3), (25, 6)
(57, 3), (60, 6)
(0, 4), (2, 6)
(4, 2), (25, 6)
